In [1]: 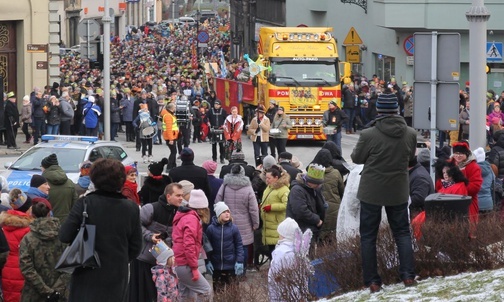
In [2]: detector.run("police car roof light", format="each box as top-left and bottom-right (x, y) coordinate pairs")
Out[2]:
(41, 135), (99, 143)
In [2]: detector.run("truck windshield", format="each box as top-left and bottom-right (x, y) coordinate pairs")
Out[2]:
(270, 61), (338, 87)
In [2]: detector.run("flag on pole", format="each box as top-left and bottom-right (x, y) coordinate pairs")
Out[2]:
(191, 44), (198, 69)
(219, 51), (228, 78)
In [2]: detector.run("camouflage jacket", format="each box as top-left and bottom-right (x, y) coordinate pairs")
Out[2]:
(19, 217), (70, 302)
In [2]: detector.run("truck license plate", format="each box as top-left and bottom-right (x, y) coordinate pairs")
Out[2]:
(297, 134), (314, 139)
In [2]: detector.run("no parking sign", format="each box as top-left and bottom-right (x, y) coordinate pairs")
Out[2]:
(403, 35), (414, 56)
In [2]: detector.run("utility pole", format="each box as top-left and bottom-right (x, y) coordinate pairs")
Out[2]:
(103, 0), (112, 141)
(466, 0), (490, 150)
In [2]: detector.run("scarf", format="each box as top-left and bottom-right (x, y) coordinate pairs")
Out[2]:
(123, 180), (140, 204)
(441, 179), (455, 188)
(26, 187), (49, 199)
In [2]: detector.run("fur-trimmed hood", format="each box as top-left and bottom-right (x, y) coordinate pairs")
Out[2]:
(0, 210), (33, 229)
(223, 172), (251, 188)
(268, 168), (291, 190)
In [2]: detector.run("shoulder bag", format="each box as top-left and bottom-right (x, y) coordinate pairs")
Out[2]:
(55, 198), (101, 273)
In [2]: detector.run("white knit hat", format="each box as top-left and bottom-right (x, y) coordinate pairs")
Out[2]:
(188, 189), (208, 209)
(263, 155), (276, 170)
(179, 180), (195, 196)
(214, 201), (229, 218)
(473, 147), (486, 163)
(277, 217), (300, 242)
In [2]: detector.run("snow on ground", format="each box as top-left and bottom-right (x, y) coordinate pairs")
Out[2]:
(318, 268), (504, 302)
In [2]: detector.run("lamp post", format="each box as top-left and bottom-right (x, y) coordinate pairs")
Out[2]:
(172, 0), (175, 21)
(103, 0), (111, 141)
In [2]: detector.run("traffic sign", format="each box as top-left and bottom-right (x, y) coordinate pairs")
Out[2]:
(403, 35), (414, 56)
(413, 82), (460, 131)
(346, 45), (360, 63)
(414, 32), (460, 82)
(36, 61), (48, 70)
(487, 42), (503, 62)
(27, 44), (48, 53)
(77, 19), (100, 41)
(197, 30), (209, 43)
(343, 27), (363, 45)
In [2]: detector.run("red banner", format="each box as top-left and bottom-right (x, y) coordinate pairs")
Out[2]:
(214, 78), (254, 113)
(191, 44), (198, 69)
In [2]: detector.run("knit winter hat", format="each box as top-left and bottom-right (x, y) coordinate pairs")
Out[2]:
(148, 158), (168, 176)
(179, 180), (195, 196)
(277, 217), (300, 242)
(473, 147), (486, 163)
(262, 155), (276, 170)
(124, 165), (137, 175)
(202, 160), (217, 175)
(150, 241), (174, 266)
(417, 149), (431, 164)
(87, 95), (95, 103)
(180, 148), (194, 162)
(80, 160), (93, 176)
(452, 141), (471, 156)
(41, 153), (59, 169)
(279, 152), (293, 161)
(376, 93), (399, 114)
(214, 201), (229, 218)
(30, 175), (47, 189)
(32, 197), (52, 211)
(305, 164), (325, 185)
(188, 189), (208, 209)
(230, 150), (245, 161)
(9, 189), (32, 213)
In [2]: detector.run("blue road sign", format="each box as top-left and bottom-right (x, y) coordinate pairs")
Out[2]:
(487, 42), (503, 62)
(197, 31), (209, 43)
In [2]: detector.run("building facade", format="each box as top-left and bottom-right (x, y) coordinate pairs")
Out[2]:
(285, 0), (504, 90)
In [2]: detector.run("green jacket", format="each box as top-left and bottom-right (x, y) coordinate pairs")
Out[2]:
(42, 165), (79, 224)
(319, 166), (345, 240)
(19, 217), (70, 302)
(351, 115), (416, 206)
(260, 170), (290, 245)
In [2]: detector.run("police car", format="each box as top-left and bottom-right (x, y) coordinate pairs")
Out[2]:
(1, 135), (135, 192)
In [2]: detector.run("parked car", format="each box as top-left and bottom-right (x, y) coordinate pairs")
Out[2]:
(1, 135), (135, 191)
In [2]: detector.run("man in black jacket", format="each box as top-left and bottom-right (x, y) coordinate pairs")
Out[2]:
(408, 156), (434, 219)
(286, 164), (326, 243)
(168, 148), (211, 200)
(4, 92), (19, 149)
(278, 152), (301, 184)
(207, 100), (227, 163)
(219, 150), (256, 181)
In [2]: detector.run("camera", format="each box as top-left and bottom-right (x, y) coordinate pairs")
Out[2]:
(417, 142), (427, 148)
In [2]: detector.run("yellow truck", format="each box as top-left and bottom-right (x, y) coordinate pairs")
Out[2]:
(252, 26), (350, 140)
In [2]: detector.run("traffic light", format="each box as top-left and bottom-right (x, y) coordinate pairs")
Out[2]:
(486, 64), (491, 74)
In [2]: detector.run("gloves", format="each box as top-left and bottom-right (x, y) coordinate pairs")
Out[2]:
(262, 205), (272, 212)
(46, 291), (61, 302)
(191, 269), (200, 281)
(234, 262), (244, 276)
(206, 262), (214, 275)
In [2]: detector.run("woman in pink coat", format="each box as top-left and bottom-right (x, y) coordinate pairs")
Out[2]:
(172, 189), (213, 301)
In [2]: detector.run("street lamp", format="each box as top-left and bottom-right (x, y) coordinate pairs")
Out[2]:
(172, 0), (175, 21)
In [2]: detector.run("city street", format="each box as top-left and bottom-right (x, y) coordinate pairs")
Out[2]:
(0, 129), (361, 178)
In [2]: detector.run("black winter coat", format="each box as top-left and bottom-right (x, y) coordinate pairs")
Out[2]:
(205, 216), (244, 271)
(408, 163), (435, 213)
(4, 101), (19, 129)
(169, 163), (211, 200)
(59, 191), (142, 302)
(488, 131), (504, 178)
(286, 174), (326, 238)
(220, 161), (256, 181)
(139, 175), (173, 205)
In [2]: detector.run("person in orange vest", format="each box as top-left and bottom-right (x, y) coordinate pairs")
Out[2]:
(161, 102), (179, 170)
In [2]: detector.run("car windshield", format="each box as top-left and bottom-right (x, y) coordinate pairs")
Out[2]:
(270, 60), (338, 86)
(10, 147), (87, 172)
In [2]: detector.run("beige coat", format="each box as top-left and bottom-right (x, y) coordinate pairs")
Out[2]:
(247, 115), (271, 142)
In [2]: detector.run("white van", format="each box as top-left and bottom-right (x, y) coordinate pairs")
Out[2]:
(178, 17), (196, 26)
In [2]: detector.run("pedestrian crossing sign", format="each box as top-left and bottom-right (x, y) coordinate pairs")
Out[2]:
(487, 42), (503, 62)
